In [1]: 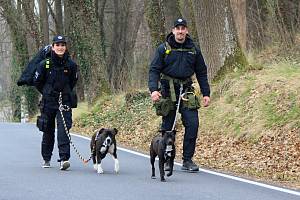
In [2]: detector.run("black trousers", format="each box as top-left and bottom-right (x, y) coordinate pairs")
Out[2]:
(41, 107), (72, 162)
(160, 81), (199, 161)
(161, 106), (199, 161)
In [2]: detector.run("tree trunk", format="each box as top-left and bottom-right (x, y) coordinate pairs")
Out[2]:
(55, 0), (63, 34)
(62, 1), (84, 101)
(192, 0), (247, 80)
(145, 0), (166, 48)
(39, 0), (49, 45)
(178, 0), (199, 45)
(162, 0), (181, 31)
(230, 0), (247, 51)
(65, 0), (109, 103)
(22, 0), (43, 49)
(95, 0), (107, 58)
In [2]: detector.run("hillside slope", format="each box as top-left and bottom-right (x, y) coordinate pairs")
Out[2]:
(72, 60), (300, 189)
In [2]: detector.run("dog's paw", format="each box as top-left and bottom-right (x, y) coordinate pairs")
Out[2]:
(151, 176), (156, 179)
(114, 159), (120, 173)
(97, 165), (104, 174)
(93, 164), (97, 171)
(167, 172), (173, 177)
(160, 177), (166, 182)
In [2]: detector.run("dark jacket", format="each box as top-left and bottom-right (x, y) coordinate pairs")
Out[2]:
(17, 45), (52, 86)
(148, 33), (210, 97)
(34, 51), (78, 109)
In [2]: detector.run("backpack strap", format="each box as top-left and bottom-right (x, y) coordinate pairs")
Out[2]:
(173, 47), (196, 54)
(164, 42), (172, 55)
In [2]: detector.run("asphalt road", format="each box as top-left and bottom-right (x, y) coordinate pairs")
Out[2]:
(0, 123), (299, 200)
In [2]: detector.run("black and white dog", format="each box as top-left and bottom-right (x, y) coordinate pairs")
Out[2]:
(90, 128), (119, 174)
(150, 130), (176, 182)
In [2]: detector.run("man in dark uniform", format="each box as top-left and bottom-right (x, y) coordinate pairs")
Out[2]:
(148, 18), (210, 172)
(34, 35), (78, 170)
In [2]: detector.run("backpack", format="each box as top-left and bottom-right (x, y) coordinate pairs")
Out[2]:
(17, 45), (52, 86)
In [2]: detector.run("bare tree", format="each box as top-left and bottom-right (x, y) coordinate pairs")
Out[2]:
(131, 14), (153, 89)
(106, 0), (145, 91)
(0, 0), (29, 121)
(0, 17), (12, 101)
(246, 0), (268, 50)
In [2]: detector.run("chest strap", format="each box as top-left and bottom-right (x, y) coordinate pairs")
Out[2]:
(161, 74), (191, 102)
(164, 42), (196, 56)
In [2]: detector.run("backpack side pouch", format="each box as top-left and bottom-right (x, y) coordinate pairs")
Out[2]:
(182, 92), (201, 110)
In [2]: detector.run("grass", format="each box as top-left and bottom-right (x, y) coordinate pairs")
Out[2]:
(73, 101), (89, 120)
(203, 59), (300, 139)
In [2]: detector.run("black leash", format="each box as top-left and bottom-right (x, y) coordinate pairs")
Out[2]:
(58, 92), (92, 164)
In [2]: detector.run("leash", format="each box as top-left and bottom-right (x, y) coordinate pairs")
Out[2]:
(58, 92), (92, 164)
(171, 83), (184, 131)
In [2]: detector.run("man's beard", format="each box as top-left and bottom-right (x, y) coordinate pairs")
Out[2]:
(176, 34), (185, 43)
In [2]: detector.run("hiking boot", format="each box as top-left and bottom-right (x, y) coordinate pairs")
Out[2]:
(181, 160), (199, 172)
(60, 160), (70, 170)
(42, 160), (50, 168)
(164, 162), (170, 171)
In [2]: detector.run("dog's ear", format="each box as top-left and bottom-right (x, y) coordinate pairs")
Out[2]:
(98, 128), (105, 134)
(113, 128), (118, 135)
(159, 130), (166, 136)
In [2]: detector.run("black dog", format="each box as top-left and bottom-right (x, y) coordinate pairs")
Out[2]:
(90, 128), (119, 174)
(150, 130), (176, 182)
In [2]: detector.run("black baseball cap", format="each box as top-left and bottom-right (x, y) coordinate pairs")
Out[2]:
(174, 18), (187, 27)
(52, 35), (66, 44)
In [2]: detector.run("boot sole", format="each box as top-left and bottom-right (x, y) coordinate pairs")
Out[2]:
(181, 167), (199, 172)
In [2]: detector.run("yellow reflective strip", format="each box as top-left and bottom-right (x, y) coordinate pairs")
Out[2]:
(45, 59), (50, 68)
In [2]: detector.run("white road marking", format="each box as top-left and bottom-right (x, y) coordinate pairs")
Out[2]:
(72, 133), (300, 196)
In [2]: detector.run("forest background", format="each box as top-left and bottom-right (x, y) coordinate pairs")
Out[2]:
(0, 0), (299, 189)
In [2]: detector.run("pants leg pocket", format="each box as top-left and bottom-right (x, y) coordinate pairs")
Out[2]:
(37, 114), (49, 132)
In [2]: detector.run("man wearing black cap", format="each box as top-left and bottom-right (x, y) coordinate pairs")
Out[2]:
(148, 18), (210, 172)
(34, 35), (78, 170)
